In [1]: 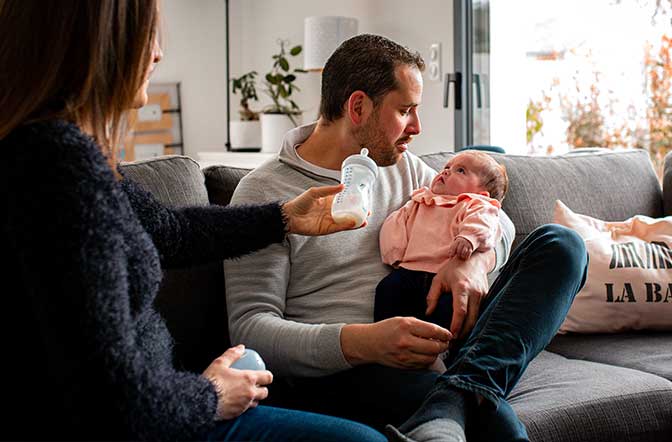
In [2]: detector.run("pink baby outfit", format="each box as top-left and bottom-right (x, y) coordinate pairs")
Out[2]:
(380, 187), (502, 273)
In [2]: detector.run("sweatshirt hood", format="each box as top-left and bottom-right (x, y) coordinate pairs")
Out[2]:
(277, 122), (341, 182)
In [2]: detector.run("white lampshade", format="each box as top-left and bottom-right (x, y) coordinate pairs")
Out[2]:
(304, 16), (358, 71)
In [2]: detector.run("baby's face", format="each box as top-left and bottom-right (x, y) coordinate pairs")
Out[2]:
(430, 153), (488, 196)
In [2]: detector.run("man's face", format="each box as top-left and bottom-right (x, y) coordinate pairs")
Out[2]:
(355, 65), (423, 166)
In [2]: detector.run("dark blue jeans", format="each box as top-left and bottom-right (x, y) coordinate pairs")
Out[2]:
(269, 225), (588, 441)
(207, 405), (386, 441)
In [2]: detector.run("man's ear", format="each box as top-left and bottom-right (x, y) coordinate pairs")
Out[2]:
(479, 190), (491, 197)
(346, 91), (373, 126)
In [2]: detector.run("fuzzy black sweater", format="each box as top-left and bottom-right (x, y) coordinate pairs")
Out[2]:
(1, 120), (286, 441)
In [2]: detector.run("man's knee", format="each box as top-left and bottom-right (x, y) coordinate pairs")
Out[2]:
(532, 224), (585, 256)
(528, 224), (588, 275)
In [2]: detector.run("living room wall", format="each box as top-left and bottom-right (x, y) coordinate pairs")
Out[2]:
(153, 0), (455, 157)
(151, 0), (228, 157)
(230, 0), (454, 155)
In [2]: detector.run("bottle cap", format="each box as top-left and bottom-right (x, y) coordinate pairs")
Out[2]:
(341, 148), (379, 178)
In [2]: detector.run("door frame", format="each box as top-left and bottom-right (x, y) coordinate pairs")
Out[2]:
(453, 0), (473, 148)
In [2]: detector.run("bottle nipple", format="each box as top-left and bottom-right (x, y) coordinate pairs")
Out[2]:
(360, 148), (369, 157)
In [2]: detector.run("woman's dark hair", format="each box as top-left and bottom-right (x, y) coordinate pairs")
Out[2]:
(319, 34), (425, 122)
(0, 0), (158, 170)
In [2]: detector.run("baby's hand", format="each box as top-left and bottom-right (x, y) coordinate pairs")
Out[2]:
(447, 236), (474, 260)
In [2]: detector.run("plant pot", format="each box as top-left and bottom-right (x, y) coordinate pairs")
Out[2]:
(230, 120), (261, 150)
(260, 113), (302, 153)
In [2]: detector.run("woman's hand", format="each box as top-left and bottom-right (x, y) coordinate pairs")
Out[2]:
(203, 345), (273, 421)
(282, 184), (362, 235)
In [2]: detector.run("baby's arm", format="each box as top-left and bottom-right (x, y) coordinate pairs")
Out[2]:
(448, 197), (501, 260)
(447, 236), (475, 260)
(379, 200), (415, 266)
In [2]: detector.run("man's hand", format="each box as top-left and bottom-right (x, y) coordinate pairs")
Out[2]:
(203, 345), (274, 420)
(425, 250), (494, 340)
(447, 236), (475, 260)
(341, 318), (452, 369)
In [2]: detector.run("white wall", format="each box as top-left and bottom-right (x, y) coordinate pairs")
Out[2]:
(154, 0), (455, 157)
(230, 0), (454, 155)
(152, 0), (228, 157)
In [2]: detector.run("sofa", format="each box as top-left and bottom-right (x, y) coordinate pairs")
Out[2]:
(120, 149), (672, 442)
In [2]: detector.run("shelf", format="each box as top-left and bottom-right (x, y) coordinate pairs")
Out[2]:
(197, 151), (274, 169)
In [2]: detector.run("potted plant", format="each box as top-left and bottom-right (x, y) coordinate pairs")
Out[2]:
(260, 39), (307, 152)
(230, 71), (261, 150)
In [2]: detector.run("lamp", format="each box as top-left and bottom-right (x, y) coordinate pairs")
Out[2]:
(304, 16), (358, 71)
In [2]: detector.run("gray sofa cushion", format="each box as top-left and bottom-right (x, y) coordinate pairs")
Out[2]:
(511, 351), (672, 442)
(203, 165), (251, 206)
(546, 332), (672, 381)
(120, 155), (209, 207)
(119, 155), (228, 372)
(422, 150), (663, 250)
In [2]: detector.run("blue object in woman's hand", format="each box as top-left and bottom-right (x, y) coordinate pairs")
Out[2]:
(230, 349), (266, 371)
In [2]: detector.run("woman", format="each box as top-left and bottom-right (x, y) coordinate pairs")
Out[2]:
(0, 1), (384, 441)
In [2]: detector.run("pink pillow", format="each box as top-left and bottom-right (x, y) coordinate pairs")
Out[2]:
(553, 200), (672, 333)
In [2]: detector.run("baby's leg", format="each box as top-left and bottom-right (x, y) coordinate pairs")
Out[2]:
(374, 268), (431, 321)
(425, 291), (453, 331)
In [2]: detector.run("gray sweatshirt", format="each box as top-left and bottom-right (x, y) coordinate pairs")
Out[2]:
(224, 122), (515, 377)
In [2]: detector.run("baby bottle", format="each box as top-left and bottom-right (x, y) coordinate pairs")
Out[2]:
(230, 348), (266, 371)
(331, 148), (378, 227)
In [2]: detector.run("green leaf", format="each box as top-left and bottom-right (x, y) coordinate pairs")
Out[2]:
(290, 45), (302, 56)
(279, 57), (290, 71)
(275, 73), (284, 83)
(285, 74), (296, 83)
(266, 73), (278, 84)
(279, 85), (288, 97)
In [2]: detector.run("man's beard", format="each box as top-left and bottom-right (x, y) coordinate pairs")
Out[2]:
(355, 113), (402, 167)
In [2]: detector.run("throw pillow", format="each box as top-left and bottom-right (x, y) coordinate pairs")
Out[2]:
(554, 200), (672, 333)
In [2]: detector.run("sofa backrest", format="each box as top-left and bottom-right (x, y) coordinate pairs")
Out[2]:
(206, 149), (665, 250)
(421, 149), (664, 249)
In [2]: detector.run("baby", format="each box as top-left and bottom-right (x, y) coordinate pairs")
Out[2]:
(374, 150), (509, 333)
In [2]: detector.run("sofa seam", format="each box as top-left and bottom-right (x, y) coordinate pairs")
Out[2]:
(516, 388), (672, 416)
(543, 349), (672, 384)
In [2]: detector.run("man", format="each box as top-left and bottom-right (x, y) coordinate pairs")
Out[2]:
(225, 34), (587, 442)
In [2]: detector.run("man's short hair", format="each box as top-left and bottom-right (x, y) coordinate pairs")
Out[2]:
(319, 34), (425, 122)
